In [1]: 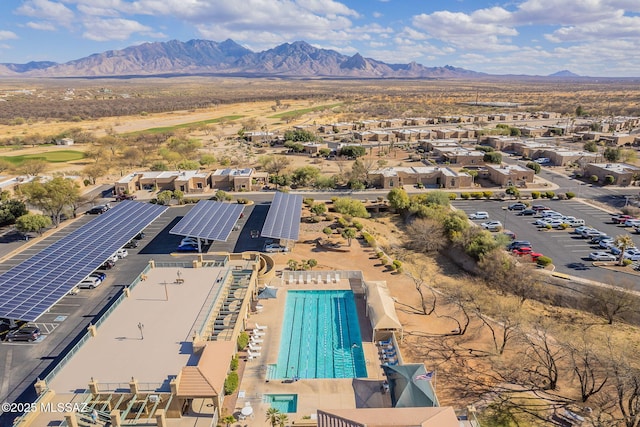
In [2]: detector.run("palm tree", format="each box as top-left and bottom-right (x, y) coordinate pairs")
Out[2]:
(221, 415), (236, 427)
(277, 413), (289, 427)
(266, 407), (281, 427)
(613, 234), (634, 266)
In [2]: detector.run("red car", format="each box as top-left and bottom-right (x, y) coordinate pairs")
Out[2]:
(612, 214), (633, 224)
(512, 247), (543, 260)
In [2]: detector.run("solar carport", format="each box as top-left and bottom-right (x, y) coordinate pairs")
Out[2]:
(0, 201), (167, 322)
(169, 200), (245, 251)
(261, 192), (303, 243)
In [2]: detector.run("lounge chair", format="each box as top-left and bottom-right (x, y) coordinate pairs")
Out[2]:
(248, 343), (262, 351)
(252, 330), (266, 337)
(248, 350), (261, 360)
(255, 323), (268, 330)
(377, 338), (392, 347)
(250, 336), (264, 344)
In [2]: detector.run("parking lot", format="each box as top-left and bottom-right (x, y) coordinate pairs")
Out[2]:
(453, 199), (640, 285)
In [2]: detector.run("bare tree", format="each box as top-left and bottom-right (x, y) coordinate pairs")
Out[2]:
(565, 334), (608, 403)
(404, 218), (447, 253)
(589, 283), (640, 325)
(18, 159), (48, 176)
(611, 359), (640, 427)
(521, 321), (565, 391)
(405, 263), (438, 315)
(475, 299), (521, 355)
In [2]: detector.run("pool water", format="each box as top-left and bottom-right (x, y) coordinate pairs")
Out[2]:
(264, 394), (298, 413)
(274, 290), (367, 379)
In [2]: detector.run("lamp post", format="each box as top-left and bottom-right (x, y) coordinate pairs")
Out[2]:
(138, 322), (144, 340)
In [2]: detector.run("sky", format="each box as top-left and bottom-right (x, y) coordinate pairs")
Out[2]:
(1, 0), (640, 77)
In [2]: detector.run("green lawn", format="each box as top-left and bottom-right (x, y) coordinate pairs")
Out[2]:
(125, 115), (245, 136)
(268, 103), (343, 119)
(0, 150), (85, 165)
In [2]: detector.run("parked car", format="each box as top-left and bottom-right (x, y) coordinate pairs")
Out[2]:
(580, 228), (605, 238)
(180, 237), (209, 246)
(564, 219), (585, 227)
(574, 226), (594, 235)
(116, 249), (128, 259)
(507, 203), (527, 211)
(98, 260), (115, 270)
(507, 241), (532, 250)
(124, 240), (139, 249)
(5, 326), (40, 342)
(115, 193), (137, 201)
(623, 219), (640, 227)
(611, 214), (633, 224)
(89, 272), (106, 281)
(78, 277), (102, 289)
(623, 248), (640, 261)
(531, 205), (550, 211)
(481, 220), (503, 231)
(534, 157), (551, 164)
(86, 205), (110, 215)
(590, 235), (610, 244)
(589, 251), (617, 261)
(469, 211), (489, 220)
(250, 230), (260, 238)
(610, 246), (638, 255)
(598, 238), (615, 249)
(177, 244), (199, 252)
(541, 210), (563, 218)
(517, 209), (537, 216)
(264, 244), (289, 253)
(502, 230), (517, 240)
(513, 247), (544, 260)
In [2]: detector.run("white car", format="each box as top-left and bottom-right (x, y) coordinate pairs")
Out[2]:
(116, 249), (128, 259)
(623, 219), (640, 227)
(589, 251), (617, 261)
(481, 220), (503, 231)
(599, 238), (615, 249)
(180, 237), (209, 246)
(264, 244), (289, 253)
(623, 248), (640, 261)
(534, 157), (550, 164)
(469, 211), (489, 220)
(78, 277), (102, 289)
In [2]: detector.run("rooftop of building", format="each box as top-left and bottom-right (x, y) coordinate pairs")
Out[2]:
(212, 168), (254, 177)
(48, 265), (230, 394)
(587, 162), (640, 172)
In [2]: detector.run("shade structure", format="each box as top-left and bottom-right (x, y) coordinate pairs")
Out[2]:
(363, 281), (403, 342)
(169, 200), (244, 242)
(0, 201), (167, 321)
(257, 286), (278, 299)
(382, 363), (439, 408)
(261, 192), (302, 241)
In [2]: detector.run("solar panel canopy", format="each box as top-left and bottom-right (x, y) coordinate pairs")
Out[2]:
(261, 192), (303, 241)
(0, 201), (167, 321)
(169, 200), (244, 242)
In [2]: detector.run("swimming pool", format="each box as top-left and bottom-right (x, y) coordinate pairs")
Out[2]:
(274, 290), (367, 379)
(264, 394), (298, 413)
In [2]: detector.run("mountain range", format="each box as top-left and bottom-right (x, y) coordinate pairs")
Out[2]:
(0, 39), (576, 79)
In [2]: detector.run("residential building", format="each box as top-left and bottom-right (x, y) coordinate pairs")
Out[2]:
(485, 164), (535, 186)
(433, 147), (485, 166)
(583, 163), (640, 186)
(317, 407), (461, 427)
(211, 168), (268, 191)
(368, 166), (472, 189)
(115, 170), (211, 195)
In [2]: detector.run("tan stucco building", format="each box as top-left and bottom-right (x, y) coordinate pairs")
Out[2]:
(368, 167), (472, 189)
(485, 164), (535, 186)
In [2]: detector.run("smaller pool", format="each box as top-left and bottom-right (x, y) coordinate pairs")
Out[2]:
(264, 394), (298, 413)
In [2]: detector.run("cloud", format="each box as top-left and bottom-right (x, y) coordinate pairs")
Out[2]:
(372, 12), (382, 18)
(16, 0), (75, 27)
(82, 17), (153, 41)
(25, 21), (57, 31)
(0, 31), (19, 40)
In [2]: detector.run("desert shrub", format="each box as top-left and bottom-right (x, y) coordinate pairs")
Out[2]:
(526, 162), (541, 174)
(324, 214), (335, 221)
(237, 331), (249, 351)
(303, 197), (314, 206)
(236, 198), (249, 204)
(309, 215), (322, 223)
(310, 203), (327, 215)
(471, 192), (483, 199)
(558, 223), (569, 229)
(545, 191), (555, 199)
(448, 193), (457, 200)
(536, 256), (553, 267)
(362, 231), (376, 247)
(605, 175), (615, 185)
(322, 227), (333, 236)
(352, 221), (364, 231)
(333, 197), (370, 218)
(461, 192), (470, 200)
(531, 191), (540, 199)
(392, 260), (402, 272)
(622, 259), (633, 266)
(482, 191), (493, 199)
(590, 175), (599, 183)
(336, 217), (349, 228)
(230, 356), (239, 371)
(565, 192), (576, 199)
(224, 372), (239, 395)
(376, 251), (384, 259)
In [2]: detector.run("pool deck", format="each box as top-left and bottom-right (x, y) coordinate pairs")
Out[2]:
(226, 277), (392, 425)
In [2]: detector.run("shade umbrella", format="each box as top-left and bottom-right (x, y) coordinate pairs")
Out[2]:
(382, 363), (438, 408)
